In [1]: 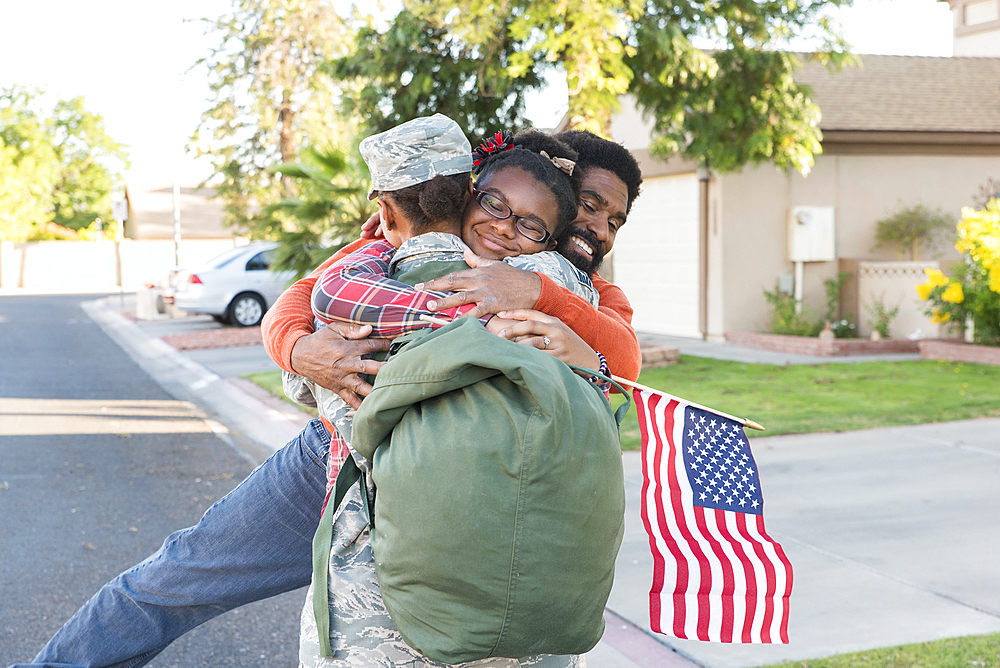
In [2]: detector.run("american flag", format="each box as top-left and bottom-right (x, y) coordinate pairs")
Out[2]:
(632, 387), (793, 644)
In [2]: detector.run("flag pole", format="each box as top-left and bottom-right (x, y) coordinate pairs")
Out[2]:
(418, 315), (765, 431)
(611, 375), (765, 431)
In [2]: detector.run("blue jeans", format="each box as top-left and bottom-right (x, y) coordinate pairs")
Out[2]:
(9, 419), (331, 668)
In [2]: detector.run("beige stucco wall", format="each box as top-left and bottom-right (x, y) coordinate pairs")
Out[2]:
(609, 95), (654, 151)
(716, 152), (996, 334)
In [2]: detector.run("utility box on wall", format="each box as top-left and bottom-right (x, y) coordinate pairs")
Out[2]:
(787, 206), (835, 262)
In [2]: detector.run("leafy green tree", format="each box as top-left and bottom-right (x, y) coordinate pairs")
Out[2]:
(629, 0), (852, 174)
(269, 7), (546, 274)
(407, 0), (853, 174)
(191, 0), (352, 235)
(328, 8), (543, 141)
(0, 88), (57, 239)
(872, 203), (953, 261)
(409, 0), (634, 136)
(49, 96), (129, 230)
(1, 87), (127, 241)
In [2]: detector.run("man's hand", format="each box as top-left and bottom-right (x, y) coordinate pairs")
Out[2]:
(415, 249), (542, 319)
(289, 323), (391, 410)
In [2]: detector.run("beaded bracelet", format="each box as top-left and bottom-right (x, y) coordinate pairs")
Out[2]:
(589, 351), (610, 384)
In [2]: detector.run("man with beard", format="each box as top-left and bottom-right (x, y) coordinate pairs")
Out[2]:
(554, 129), (641, 275)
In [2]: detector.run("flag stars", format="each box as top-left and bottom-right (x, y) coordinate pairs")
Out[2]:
(682, 407), (763, 514)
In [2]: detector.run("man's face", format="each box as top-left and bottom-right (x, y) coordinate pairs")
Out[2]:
(556, 167), (629, 276)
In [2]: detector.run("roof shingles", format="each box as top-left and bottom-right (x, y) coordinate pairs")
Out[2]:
(795, 54), (1000, 133)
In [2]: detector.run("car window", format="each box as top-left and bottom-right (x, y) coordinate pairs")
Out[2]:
(245, 250), (271, 272)
(207, 246), (253, 269)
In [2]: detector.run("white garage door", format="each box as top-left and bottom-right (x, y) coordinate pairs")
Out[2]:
(611, 173), (700, 338)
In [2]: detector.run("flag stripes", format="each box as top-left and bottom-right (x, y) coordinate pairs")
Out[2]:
(634, 388), (792, 644)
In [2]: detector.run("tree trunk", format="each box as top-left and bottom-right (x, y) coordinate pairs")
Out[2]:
(278, 89), (296, 197)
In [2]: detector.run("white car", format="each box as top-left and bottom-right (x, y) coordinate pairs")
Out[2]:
(166, 242), (295, 327)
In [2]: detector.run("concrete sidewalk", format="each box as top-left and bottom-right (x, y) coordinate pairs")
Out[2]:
(638, 332), (923, 365)
(91, 297), (1000, 668)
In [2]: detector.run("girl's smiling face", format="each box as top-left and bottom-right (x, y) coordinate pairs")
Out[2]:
(462, 167), (559, 260)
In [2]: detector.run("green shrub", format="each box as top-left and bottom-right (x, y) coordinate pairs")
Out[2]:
(864, 295), (900, 339)
(872, 203), (953, 260)
(763, 283), (822, 336)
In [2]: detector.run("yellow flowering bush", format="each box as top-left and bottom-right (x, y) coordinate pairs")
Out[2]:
(916, 199), (1000, 345)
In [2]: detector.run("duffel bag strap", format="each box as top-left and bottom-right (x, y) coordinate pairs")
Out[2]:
(312, 455), (362, 659)
(571, 365), (632, 426)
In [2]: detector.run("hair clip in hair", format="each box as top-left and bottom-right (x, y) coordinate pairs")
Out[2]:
(472, 130), (515, 174)
(539, 150), (575, 176)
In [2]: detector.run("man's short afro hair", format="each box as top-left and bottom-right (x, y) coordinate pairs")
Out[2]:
(554, 130), (642, 214)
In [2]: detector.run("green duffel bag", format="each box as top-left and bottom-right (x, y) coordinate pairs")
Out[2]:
(347, 316), (628, 664)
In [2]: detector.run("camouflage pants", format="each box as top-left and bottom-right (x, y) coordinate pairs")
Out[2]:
(298, 483), (585, 668)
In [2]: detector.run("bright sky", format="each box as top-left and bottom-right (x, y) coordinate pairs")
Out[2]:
(0, 0), (954, 186)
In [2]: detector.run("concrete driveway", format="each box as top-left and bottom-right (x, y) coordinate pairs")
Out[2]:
(610, 420), (1000, 667)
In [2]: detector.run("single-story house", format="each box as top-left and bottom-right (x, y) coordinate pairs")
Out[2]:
(606, 8), (1000, 340)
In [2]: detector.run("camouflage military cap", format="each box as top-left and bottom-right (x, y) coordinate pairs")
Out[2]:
(360, 114), (473, 200)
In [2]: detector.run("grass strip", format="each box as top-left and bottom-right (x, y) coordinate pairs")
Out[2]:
(243, 370), (318, 417)
(611, 356), (1000, 449)
(762, 632), (1000, 668)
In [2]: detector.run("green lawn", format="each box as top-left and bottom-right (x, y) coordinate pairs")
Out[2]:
(610, 356), (1000, 449)
(763, 632), (1000, 668)
(245, 356), (1000, 450)
(244, 371), (318, 417)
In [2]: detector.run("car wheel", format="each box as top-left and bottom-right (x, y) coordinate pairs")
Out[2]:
(227, 292), (266, 327)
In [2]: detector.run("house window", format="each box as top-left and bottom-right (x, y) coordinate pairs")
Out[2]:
(964, 0), (1000, 25)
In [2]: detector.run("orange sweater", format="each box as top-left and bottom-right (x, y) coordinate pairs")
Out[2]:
(261, 238), (641, 382)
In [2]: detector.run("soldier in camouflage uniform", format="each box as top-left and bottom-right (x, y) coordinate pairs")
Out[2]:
(291, 115), (597, 667)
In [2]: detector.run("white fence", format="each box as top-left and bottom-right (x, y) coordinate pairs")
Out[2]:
(0, 239), (245, 291)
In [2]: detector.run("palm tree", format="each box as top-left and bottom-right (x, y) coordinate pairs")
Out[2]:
(265, 146), (377, 279)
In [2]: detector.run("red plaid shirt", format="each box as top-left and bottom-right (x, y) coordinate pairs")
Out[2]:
(311, 240), (481, 337)
(321, 432), (352, 512)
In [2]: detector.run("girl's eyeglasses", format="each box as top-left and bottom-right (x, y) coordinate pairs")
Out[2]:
(474, 189), (553, 244)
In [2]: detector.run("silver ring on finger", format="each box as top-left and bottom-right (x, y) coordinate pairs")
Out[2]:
(542, 336), (550, 350)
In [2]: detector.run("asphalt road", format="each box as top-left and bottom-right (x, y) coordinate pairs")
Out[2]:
(0, 294), (302, 667)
